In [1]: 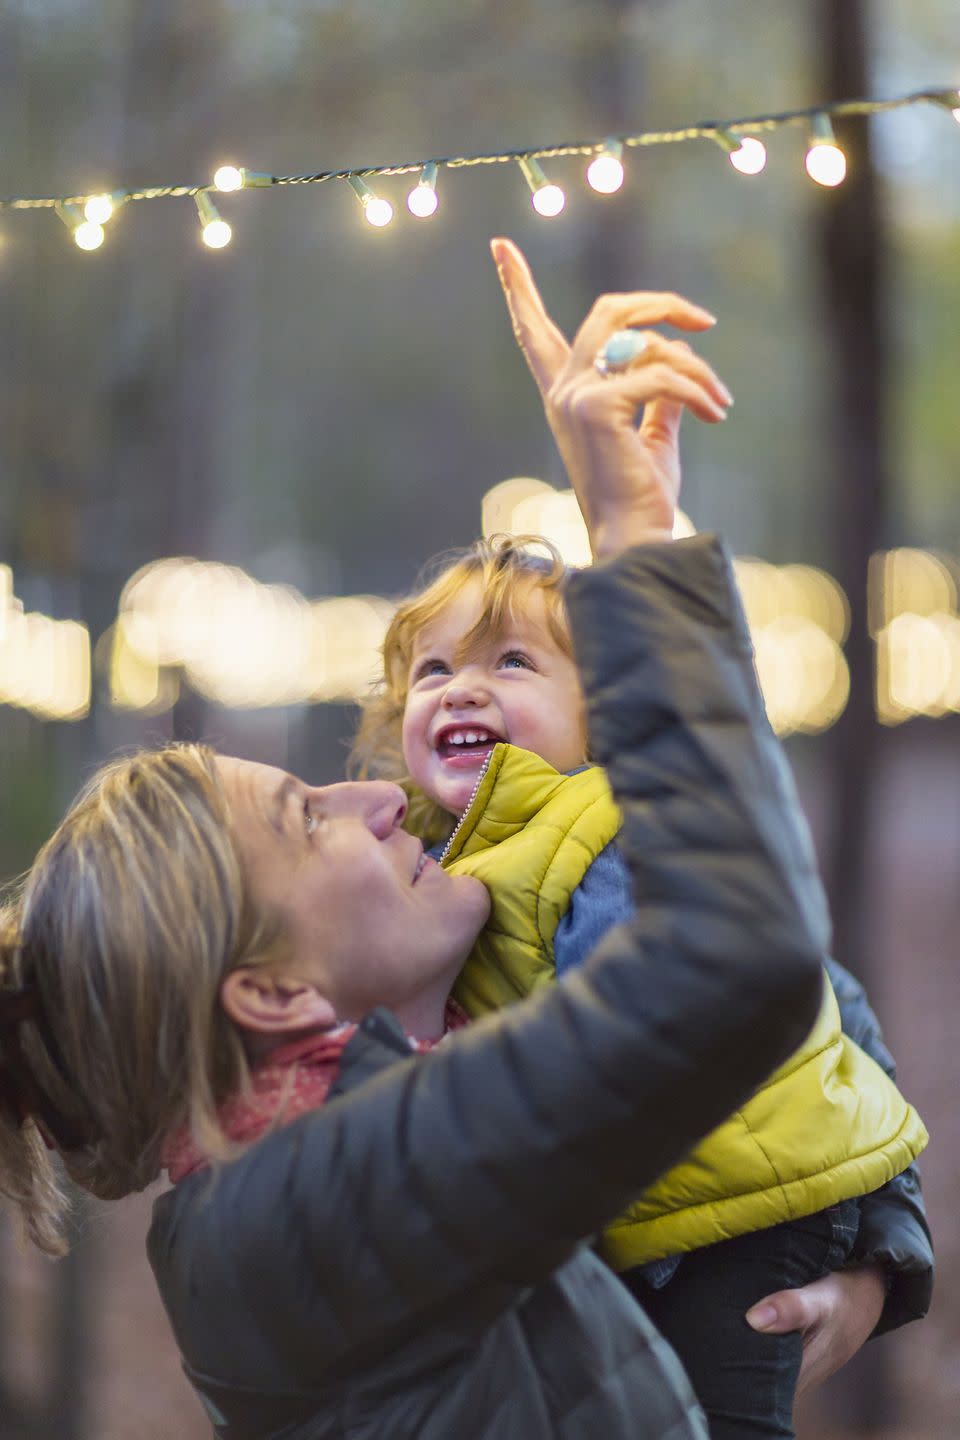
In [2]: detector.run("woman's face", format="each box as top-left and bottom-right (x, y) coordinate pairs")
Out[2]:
(217, 759), (490, 1022)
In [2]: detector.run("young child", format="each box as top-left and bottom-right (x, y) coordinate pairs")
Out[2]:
(350, 532), (928, 1438)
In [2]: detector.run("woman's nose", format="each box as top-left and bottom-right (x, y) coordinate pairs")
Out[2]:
(319, 781), (407, 839)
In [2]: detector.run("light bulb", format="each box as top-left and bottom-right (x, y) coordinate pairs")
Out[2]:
(213, 165), (244, 193)
(74, 221), (105, 251)
(407, 161), (439, 218)
(364, 196), (394, 227)
(729, 137), (767, 175)
(586, 140), (624, 194)
(202, 219), (232, 249)
(711, 129), (767, 176)
(84, 193), (115, 224)
(805, 113), (846, 187)
(532, 184), (565, 217)
(518, 157), (565, 217)
(347, 175), (394, 228)
(805, 142), (846, 187)
(194, 191), (232, 248)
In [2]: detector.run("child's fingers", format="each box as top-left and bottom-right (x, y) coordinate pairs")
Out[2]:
(490, 237), (570, 396)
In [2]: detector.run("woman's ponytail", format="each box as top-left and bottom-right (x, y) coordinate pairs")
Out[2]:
(0, 909), (70, 1257)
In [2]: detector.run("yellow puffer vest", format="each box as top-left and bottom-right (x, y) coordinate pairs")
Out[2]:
(446, 743), (928, 1270)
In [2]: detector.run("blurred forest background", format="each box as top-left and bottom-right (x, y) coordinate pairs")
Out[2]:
(1, 1), (958, 1436)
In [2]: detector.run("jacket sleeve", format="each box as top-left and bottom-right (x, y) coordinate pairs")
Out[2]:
(824, 955), (934, 1335)
(192, 537), (828, 1371)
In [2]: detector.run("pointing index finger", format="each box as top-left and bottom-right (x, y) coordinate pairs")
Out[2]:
(490, 237), (570, 396)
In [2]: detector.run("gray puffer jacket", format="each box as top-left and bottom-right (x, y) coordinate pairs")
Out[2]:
(148, 537), (827, 1440)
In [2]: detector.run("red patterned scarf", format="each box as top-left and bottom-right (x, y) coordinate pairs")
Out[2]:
(162, 1000), (469, 1184)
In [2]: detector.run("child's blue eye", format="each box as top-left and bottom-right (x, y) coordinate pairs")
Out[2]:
(499, 650), (533, 670)
(414, 659), (451, 680)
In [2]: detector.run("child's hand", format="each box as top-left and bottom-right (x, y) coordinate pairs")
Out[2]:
(490, 237), (732, 561)
(745, 1264), (887, 1397)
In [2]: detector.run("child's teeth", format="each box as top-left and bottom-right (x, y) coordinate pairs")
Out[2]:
(465, 731), (478, 743)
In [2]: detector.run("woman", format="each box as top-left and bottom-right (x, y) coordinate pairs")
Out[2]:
(0, 241), (926, 1438)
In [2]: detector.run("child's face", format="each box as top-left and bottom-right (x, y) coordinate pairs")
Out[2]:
(402, 578), (587, 818)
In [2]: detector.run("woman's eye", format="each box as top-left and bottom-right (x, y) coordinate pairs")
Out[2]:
(304, 799), (318, 836)
(499, 650), (533, 670)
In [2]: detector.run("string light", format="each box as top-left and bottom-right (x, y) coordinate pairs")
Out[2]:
(929, 89), (960, 124)
(194, 191), (232, 248)
(586, 139), (625, 194)
(518, 156), (565, 217)
(55, 202), (105, 251)
(3, 87), (956, 250)
(83, 190), (126, 224)
(347, 175), (394, 227)
(213, 166), (244, 193)
(710, 129), (767, 175)
(805, 113), (847, 187)
(212, 166), (275, 192)
(407, 161), (439, 218)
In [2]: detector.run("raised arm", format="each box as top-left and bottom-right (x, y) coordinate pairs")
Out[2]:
(184, 533), (826, 1378)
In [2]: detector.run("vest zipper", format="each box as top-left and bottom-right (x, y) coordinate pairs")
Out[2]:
(439, 750), (494, 865)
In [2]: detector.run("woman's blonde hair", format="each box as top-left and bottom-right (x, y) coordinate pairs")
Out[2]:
(349, 534), (572, 846)
(0, 744), (272, 1256)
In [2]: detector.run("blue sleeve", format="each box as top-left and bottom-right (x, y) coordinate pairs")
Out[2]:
(553, 842), (634, 977)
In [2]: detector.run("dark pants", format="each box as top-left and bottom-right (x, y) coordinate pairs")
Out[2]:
(621, 1203), (859, 1439)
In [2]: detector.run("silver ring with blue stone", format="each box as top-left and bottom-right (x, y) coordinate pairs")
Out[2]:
(594, 328), (649, 377)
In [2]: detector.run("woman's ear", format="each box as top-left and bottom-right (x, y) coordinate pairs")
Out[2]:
(220, 968), (338, 1037)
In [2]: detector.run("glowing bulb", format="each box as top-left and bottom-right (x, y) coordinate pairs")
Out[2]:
(532, 184), (565, 217)
(202, 219), (233, 249)
(518, 156), (566, 218)
(364, 196), (394, 227)
(213, 165), (244, 193)
(805, 143), (846, 186)
(805, 114), (846, 187)
(729, 137), (767, 175)
(407, 161), (439, 218)
(347, 175), (394, 228)
(587, 140), (624, 194)
(194, 191), (232, 248)
(84, 193), (115, 224)
(74, 221), (105, 251)
(55, 200), (108, 250)
(710, 129), (767, 176)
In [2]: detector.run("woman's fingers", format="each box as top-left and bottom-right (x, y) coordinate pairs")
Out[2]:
(555, 368), (728, 427)
(553, 335), (732, 424)
(618, 332), (733, 410)
(490, 237), (570, 395)
(568, 292), (718, 373)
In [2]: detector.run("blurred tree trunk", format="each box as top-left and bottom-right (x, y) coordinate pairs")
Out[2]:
(814, 0), (893, 1430)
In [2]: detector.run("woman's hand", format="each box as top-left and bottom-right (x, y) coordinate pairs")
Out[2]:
(745, 1265), (887, 1397)
(490, 237), (732, 560)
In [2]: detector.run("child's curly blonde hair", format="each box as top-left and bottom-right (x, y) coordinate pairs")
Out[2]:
(349, 534), (573, 846)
